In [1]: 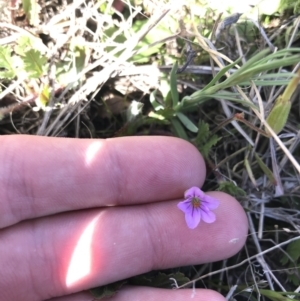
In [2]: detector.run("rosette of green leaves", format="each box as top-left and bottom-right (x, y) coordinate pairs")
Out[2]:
(149, 48), (300, 140)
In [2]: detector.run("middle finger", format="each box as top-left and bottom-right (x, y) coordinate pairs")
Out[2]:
(0, 192), (247, 301)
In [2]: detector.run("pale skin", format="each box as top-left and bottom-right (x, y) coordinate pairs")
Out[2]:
(0, 135), (248, 301)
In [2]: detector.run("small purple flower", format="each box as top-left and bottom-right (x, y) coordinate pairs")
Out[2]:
(177, 187), (220, 229)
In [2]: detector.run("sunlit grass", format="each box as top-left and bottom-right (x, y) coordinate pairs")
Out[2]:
(0, 0), (300, 299)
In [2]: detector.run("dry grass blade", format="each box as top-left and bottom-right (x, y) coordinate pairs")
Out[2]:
(42, 1), (181, 135)
(1, 1), (300, 299)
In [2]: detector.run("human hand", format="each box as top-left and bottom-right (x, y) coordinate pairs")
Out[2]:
(0, 135), (248, 301)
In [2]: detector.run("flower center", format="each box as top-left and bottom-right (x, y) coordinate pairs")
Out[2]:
(191, 197), (201, 208)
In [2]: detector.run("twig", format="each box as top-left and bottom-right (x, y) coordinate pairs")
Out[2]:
(249, 18), (275, 51)
(176, 41), (197, 74)
(214, 13), (243, 42)
(177, 235), (300, 289)
(248, 213), (275, 290)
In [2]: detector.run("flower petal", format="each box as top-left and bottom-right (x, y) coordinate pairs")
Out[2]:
(177, 200), (193, 214)
(201, 209), (216, 223)
(178, 187), (219, 229)
(185, 209), (201, 229)
(202, 194), (220, 210)
(184, 186), (202, 198)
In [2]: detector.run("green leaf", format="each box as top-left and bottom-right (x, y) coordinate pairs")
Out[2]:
(280, 239), (300, 286)
(153, 108), (175, 119)
(202, 56), (241, 92)
(194, 120), (220, 158)
(131, 20), (172, 62)
(36, 84), (51, 109)
(56, 40), (87, 87)
(254, 152), (276, 185)
(195, 120), (210, 143)
(279, 0), (300, 14)
(221, 49), (300, 87)
(244, 158), (257, 188)
(74, 45), (86, 76)
(228, 49), (270, 80)
(22, 49), (47, 78)
(235, 49), (300, 79)
(171, 118), (188, 140)
(217, 181), (246, 197)
(238, 56), (300, 82)
(266, 95), (291, 136)
(180, 90), (258, 112)
(55, 60), (72, 86)
(202, 135), (220, 158)
(281, 239), (300, 264)
(258, 289), (298, 301)
(164, 90), (173, 108)
(89, 280), (127, 299)
(15, 36), (34, 56)
(176, 112), (198, 133)
(70, 38), (87, 77)
(251, 72), (297, 80)
(170, 61), (179, 107)
(0, 45), (13, 68)
(16, 35), (48, 57)
(0, 45), (16, 79)
(266, 69), (300, 135)
(213, 91), (259, 110)
(239, 79), (296, 86)
(177, 48), (300, 112)
(238, 72), (299, 86)
(22, 0), (40, 26)
(150, 90), (164, 111)
(103, 19), (172, 63)
(286, 239), (300, 261)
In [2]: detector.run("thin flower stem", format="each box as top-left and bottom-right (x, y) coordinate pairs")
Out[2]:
(209, 115), (235, 136)
(234, 113), (269, 137)
(210, 112), (269, 143)
(177, 41), (197, 74)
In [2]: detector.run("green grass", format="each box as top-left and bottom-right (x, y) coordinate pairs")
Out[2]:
(1, 0), (300, 300)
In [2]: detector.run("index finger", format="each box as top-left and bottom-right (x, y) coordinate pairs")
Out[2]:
(0, 135), (206, 228)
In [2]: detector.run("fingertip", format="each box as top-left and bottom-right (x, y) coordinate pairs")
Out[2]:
(109, 286), (227, 301)
(168, 191), (248, 265)
(207, 191), (248, 256)
(47, 287), (227, 301)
